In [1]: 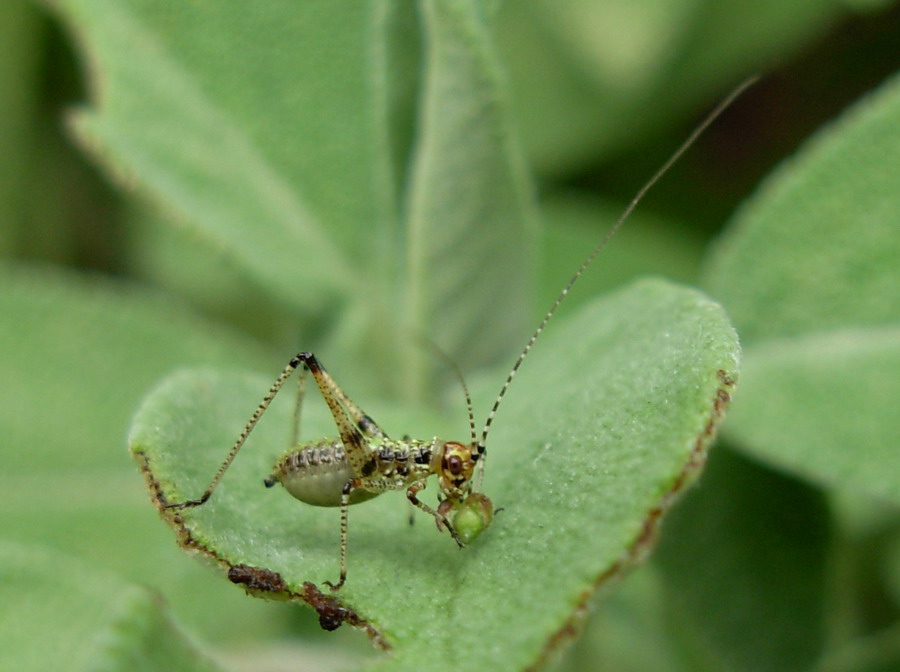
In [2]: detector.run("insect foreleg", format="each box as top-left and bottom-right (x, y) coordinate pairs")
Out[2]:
(407, 481), (463, 548)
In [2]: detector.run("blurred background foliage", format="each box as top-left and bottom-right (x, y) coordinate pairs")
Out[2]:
(1, 0), (898, 670)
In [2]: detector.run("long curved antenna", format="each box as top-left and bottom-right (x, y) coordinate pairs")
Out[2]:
(475, 76), (758, 489)
(418, 336), (478, 446)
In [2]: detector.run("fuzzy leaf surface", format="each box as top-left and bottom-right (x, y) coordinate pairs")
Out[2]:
(0, 542), (221, 672)
(0, 264), (288, 643)
(704, 72), (900, 503)
(405, 0), (536, 378)
(57, 0), (400, 311)
(130, 279), (739, 670)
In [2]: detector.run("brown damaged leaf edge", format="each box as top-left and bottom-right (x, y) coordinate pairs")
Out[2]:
(525, 368), (738, 672)
(132, 448), (389, 647)
(132, 369), (735, 657)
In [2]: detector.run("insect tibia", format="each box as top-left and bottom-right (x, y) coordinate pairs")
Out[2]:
(408, 481), (464, 547)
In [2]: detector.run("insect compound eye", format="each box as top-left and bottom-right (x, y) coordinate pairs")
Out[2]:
(440, 442), (474, 492)
(446, 454), (464, 476)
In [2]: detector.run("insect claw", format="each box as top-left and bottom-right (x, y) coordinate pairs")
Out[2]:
(449, 524), (465, 548)
(163, 490), (212, 510)
(324, 577), (345, 591)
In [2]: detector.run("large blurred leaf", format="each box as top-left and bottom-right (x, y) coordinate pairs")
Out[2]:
(405, 0), (537, 383)
(493, 0), (852, 175)
(538, 192), (704, 314)
(0, 0), (43, 254)
(703, 72), (900, 503)
(131, 279), (739, 670)
(704, 74), (900, 341)
(656, 448), (831, 672)
(0, 264), (294, 643)
(57, 0), (402, 311)
(725, 329), (900, 502)
(0, 541), (221, 672)
(55, 0), (538, 400)
(558, 567), (685, 672)
(559, 448), (831, 672)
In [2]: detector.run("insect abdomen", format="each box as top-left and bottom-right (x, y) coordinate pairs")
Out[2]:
(266, 438), (377, 507)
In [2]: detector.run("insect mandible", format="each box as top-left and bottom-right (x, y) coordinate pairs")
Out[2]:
(165, 78), (756, 590)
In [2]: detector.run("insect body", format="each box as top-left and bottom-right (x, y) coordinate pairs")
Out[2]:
(165, 78), (756, 590)
(168, 351), (491, 589)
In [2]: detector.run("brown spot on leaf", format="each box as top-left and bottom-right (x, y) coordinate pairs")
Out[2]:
(228, 564), (287, 593)
(300, 583), (389, 646)
(301, 582), (351, 632)
(131, 447), (389, 647)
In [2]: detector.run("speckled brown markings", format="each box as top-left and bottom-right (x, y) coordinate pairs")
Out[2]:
(228, 564), (286, 593)
(301, 581), (386, 640)
(524, 368), (738, 672)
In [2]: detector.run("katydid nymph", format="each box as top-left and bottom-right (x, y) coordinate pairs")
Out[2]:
(164, 78), (756, 590)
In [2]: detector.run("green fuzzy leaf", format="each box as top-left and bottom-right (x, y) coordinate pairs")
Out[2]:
(0, 541), (221, 672)
(704, 73), (900, 342)
(703, 72), (900, 504)
(55, 0), (537, 399)
(405, 0), (537, 380)
(130, 279), (739, 669)
(0, 264), (295, 643)
(58, 0), (401, 312)
(656, 448), (831, 672)
(725, 328), (900, 501)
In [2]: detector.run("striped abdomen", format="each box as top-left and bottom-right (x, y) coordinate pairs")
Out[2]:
(265, 438), (377, 507)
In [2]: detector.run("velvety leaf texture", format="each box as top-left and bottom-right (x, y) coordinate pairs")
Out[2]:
(0, 542), (221, 672)
(130, 279), (739, 670)
(704, 72), (900, 503)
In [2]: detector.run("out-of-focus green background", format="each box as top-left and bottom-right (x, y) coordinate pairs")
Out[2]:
(2, 1), (898, 671)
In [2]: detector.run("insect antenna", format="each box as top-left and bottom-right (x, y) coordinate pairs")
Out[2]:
(475, 76), (758, 491)
(418, 336), (479, 447)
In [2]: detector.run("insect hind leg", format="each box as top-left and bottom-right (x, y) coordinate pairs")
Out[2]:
(166, 355), (307, 509)
(295, 353), (388, 475)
